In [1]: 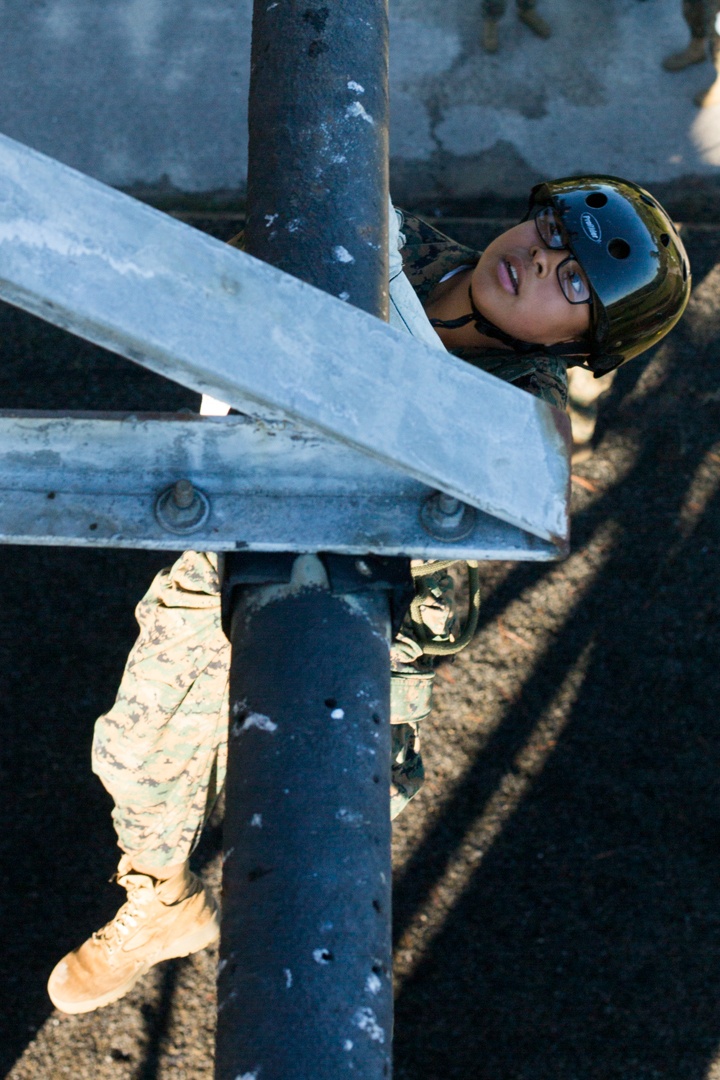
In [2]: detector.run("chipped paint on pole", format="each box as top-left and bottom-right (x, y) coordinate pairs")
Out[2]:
(244, 1), (389, 316)
(217, 558), (394, 1080)
(215, 2), (395, 1078)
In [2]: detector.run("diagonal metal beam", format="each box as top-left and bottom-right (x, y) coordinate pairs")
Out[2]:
(0, 133), (570, 544)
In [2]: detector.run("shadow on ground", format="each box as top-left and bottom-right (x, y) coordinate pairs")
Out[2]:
(392, 223), (720, 1080)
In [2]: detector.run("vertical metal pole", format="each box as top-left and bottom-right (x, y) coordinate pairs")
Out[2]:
(243, 0), (389, 313)
(215, 3), (392, 1079)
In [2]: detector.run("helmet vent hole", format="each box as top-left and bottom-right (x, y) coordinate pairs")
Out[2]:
(640, 194), (657, 208)
(660, 232), (670, 248)
(682, 261), (688, 281)
(585, 193), (608, 209)
(608, 238), (631, 260)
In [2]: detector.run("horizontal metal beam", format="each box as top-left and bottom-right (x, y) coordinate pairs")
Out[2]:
(0, 411), (563, 559)
(0, 133), (570, 545)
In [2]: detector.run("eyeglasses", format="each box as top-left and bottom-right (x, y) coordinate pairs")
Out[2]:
(533, 206), (592, 306)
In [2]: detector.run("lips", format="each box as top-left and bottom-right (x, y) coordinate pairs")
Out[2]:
(498, 257), (520, 295)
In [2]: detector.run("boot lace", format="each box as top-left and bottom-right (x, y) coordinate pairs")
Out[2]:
(92, 872), (156, 955)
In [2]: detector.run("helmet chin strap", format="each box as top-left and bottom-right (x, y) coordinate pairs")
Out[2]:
(429, 285), (589, 360)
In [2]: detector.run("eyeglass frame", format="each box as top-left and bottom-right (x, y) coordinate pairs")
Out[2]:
(532, 205), (593, 307)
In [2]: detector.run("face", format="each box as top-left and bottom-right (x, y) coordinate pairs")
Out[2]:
(471, 220), (591, 346)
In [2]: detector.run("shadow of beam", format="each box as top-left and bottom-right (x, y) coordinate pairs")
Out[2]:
(392, 312), (720, 1077)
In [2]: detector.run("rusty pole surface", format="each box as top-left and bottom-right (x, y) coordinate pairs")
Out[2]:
(215, 3), (394, 1078)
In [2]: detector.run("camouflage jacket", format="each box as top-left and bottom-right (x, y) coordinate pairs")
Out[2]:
(397, 210), (569, 410)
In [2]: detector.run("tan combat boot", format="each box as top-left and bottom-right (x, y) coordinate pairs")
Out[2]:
(482, 16), (499, 53)
(47, 857), (220, 1014)
(518, 9), (551, 39)
(663, 37), (707, 72)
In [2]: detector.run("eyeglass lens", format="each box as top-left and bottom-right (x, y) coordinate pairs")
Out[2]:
(535, 206), (568, 250)
(534, 206), (591, 305)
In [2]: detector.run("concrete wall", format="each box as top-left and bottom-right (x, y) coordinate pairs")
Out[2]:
(1, 1), (717, 205)
(0, 0), (253, 195)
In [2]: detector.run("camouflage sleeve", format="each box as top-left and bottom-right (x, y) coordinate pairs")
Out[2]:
(389, 562), (460, 819)
(388, 561), (468, 818)
(513, 352), (569, 409)
(451, 342), (569, 410)
(395, 209), (482, 305)
(391, 563), (457, 671)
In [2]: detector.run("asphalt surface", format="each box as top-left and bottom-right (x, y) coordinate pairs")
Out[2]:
(1, 214), (720, 1079)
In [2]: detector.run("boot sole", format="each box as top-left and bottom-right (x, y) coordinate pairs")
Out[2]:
(48, 909), (220, 1015)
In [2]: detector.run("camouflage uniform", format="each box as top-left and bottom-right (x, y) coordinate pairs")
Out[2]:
(92, 553), (456, 866)
(92, 552), (230, 870)
(92, 213), (567, 872)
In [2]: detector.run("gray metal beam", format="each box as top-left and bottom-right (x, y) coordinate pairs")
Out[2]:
(0, 411), (560, 558)
(0, 132), (570, 545)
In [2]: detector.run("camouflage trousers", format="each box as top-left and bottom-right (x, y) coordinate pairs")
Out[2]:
(482, 0), (536, 17)
(92, 551), (457, 872)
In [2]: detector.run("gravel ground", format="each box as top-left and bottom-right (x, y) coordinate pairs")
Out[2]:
(1, 216), (719, 1079)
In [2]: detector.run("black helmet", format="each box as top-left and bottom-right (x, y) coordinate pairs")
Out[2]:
(528, 176), (691, 376)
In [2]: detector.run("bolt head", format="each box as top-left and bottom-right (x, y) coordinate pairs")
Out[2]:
(420, 491), (476, 541)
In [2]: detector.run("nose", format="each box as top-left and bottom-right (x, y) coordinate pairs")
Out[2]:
(530, 243), (566, 279)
